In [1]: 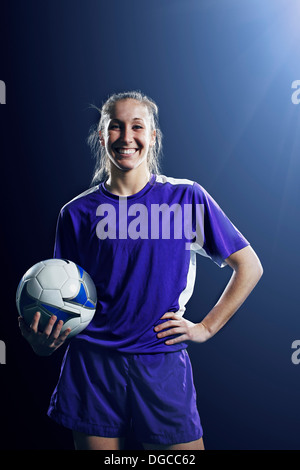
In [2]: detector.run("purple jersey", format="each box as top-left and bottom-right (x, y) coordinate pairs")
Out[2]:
(54, 174), (249, 353)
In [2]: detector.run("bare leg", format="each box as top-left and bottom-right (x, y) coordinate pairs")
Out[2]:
(142, 437), (205, 451)
(73, 430), (125, 450)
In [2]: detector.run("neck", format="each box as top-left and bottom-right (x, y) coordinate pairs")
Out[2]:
(105, 165), (151, 196)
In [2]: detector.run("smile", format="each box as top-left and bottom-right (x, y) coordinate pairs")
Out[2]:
(115, 148), (138, 155)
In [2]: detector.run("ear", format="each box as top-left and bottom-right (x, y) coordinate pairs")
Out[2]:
(150, 129), (156, 147)
(99, 130), (105, 147)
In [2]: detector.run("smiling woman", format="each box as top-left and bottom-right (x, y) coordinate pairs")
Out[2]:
(88, 91), (163, 186)
(20, 90), (262, 451)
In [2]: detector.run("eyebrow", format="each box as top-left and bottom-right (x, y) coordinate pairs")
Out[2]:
(110, 117), (145, 123)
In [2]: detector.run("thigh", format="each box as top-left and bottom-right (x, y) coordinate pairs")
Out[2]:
(73, 430), (125, 450)
(143, 437), (205, 451)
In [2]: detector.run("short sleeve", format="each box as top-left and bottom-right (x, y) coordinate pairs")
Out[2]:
(53, 207), (80, 265)
(190, 182), (250, 267)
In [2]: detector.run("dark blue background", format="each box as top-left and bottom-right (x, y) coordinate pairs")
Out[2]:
(1, 0), (300, 450)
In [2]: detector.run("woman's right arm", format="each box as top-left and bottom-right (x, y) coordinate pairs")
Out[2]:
(18, 311), (71, 356)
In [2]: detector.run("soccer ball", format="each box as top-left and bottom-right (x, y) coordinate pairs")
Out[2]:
(16, 259), (97, 338)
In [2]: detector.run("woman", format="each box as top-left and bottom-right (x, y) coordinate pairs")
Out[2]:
(19, 91), (263, 450)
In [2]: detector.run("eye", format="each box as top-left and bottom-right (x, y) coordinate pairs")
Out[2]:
(133, 125), (143, 129)
(109, 124), (120, 130)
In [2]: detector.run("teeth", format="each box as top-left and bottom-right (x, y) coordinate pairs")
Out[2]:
(117, 148), (136, 155)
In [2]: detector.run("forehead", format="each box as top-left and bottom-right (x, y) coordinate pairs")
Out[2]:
(110, 99), (150, 122)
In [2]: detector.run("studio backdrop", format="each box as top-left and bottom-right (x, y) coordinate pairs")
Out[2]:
(0, 0), (299, 450)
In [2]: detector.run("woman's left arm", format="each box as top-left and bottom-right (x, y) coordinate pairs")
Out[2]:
(155, 245), (263, 345)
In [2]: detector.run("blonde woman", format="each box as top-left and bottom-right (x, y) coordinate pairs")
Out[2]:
(19, 91), (263, 450)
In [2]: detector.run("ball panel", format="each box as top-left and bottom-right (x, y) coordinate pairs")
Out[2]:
(62, 261), (79, 279)
(60, 302), (82, 314)
(66, 317), (93, 338)
(26, 278), (43, 300)
(77, 304), (96, 323)
(43, 259), (67, 266)
(68, 281), (88, 306)
(84, 299), (96, 308)
(76, 264), (84, 279)
(39, 303), (81, 324)
(39, 289), (65, 308)
(16, 276), (25, 304)
(60, 278), (80, 299)
(37, 265), (68, 289)
(17, 280), (37, 317)
(82, 271), (97, 305)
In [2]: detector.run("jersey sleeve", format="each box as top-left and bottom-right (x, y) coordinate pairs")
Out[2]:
(53, 207), (80, 265)
(191, 182), (250, 267)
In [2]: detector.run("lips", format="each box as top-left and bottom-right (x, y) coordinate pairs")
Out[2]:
(115, 148), (138, 155)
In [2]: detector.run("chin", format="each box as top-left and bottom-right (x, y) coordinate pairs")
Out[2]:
(110, 156), (148, 173)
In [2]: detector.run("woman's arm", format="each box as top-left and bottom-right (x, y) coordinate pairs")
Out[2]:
(155, 245), (263, 344)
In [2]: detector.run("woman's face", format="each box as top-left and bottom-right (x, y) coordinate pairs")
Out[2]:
(100, 99), (156, 173)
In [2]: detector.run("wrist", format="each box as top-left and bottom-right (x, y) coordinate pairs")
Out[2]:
(199, 321), (213, 341)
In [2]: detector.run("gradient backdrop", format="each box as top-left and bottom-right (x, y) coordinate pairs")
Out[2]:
(0, 0), (300, 450)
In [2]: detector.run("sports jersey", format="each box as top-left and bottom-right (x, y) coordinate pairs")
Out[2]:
(54, 174), (249, 353)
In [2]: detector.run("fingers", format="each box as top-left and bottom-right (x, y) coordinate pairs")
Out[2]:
(42, 314), (58, 338)
(154, 311), (194, 345)
(156, 324), (185, 339)
(50, 326), (72, 348)
(160, 311), (182, 321)
(40, 316), (71, 347)
(156, 323), (188, 345)
(18, 311), (41, 338)
(30, 311), (41, 333)
(154, 317), (182, 334)
(45, 320), (71, 347)
(18, 312), (71, 355)
(164, 334), (188, 345)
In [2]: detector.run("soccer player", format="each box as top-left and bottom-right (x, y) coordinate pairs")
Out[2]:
(19, 91), (263, 450)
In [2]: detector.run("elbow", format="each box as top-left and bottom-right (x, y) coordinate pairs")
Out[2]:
(247, 253), (263, 288)
(237, 249), (264, 285)
(226, 245), (263, 283)
(253, 249), (263, 281)
(256, 258), (264, 282)
(247, 246), (264, 282)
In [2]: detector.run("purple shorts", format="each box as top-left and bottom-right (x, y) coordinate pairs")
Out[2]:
(47, 341), (203, 446)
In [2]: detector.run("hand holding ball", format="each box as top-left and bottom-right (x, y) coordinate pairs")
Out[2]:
(16, 259), (97, 355)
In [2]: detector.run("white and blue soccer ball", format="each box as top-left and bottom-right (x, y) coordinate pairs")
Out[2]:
(16, 259), (97, 338)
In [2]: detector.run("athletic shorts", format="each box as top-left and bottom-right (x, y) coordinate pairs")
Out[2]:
(47, 341), (203, 446)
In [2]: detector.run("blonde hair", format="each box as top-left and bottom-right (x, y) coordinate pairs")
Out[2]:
(87, 91), (163, 185)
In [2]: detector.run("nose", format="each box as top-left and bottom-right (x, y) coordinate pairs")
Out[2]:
(120, 125), (133, 144)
